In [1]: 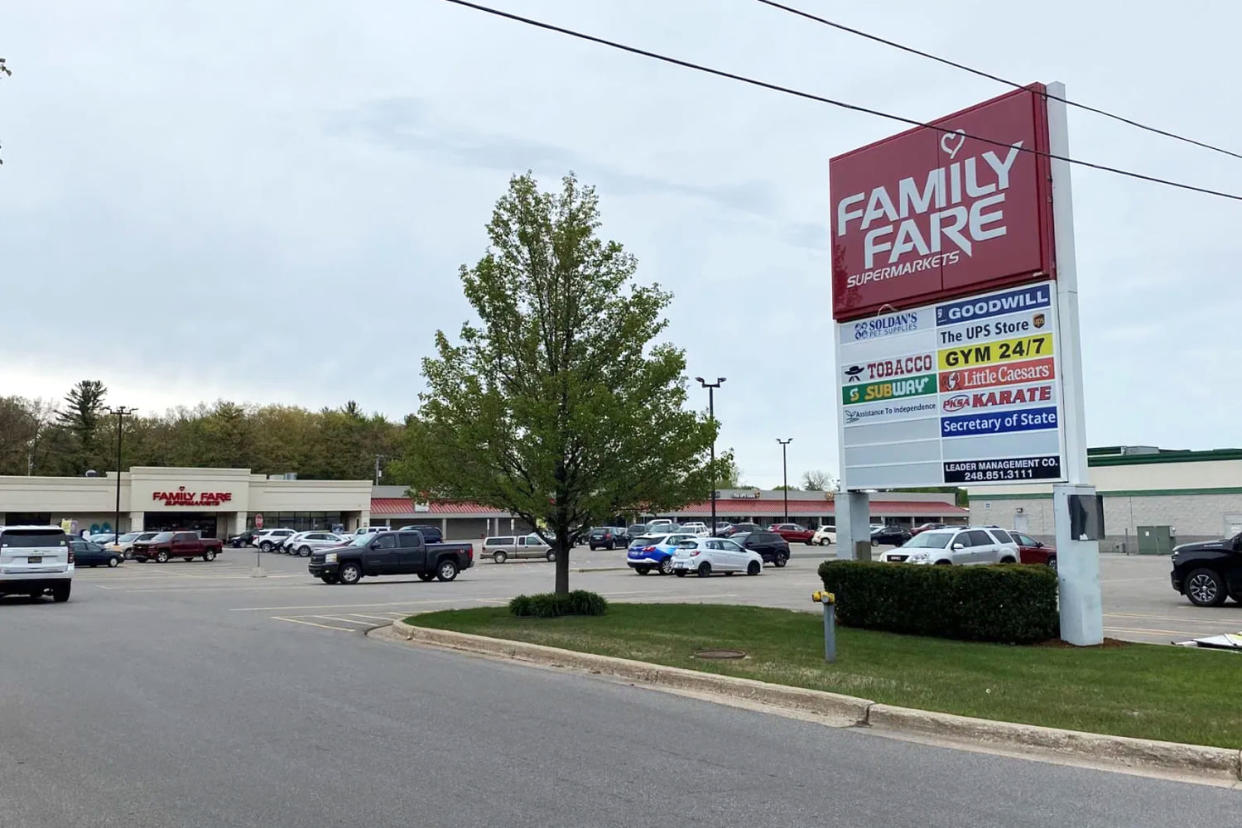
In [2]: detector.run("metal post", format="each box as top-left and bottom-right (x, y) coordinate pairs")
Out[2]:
(106, 406), (136, 546)
(777, 438), (792, 522)
(696, 377), (726, 535)
(813, 591), (836, 662)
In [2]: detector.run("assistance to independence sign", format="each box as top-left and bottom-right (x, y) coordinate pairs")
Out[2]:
(832, 84), (1066, 489)
(837, 282), (1065, 488)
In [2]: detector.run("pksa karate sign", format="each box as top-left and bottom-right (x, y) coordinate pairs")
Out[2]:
(831, 85), (1069, 489)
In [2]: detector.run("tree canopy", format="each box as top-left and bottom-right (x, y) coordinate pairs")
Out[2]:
(404, 172), (725, 593)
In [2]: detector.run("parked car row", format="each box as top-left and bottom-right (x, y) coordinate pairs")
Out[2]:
(878, 525), (1056, 568)
(626, 529), (793, 576)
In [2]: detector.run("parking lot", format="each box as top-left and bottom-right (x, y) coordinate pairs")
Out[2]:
(54, 543), (1242, 646)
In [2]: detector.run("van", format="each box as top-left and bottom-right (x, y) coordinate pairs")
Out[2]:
(0, 525), (73, 602)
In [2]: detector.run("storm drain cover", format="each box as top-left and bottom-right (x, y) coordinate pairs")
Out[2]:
(693, 649), (747, 660)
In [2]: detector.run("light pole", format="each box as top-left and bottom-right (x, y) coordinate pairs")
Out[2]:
(777, 438), (793, 523)
(106, 406), (137, 544)
(695, 377), (726, 535)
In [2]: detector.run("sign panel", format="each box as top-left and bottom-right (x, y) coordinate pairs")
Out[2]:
(838, 282), (1066, 488)
(830, 85), (1055, 321)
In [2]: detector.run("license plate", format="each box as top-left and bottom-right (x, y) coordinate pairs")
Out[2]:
(28, 556), (42, 564)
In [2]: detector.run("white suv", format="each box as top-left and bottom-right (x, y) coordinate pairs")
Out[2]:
(0, 525), (74, 602)
(882, 526), (1019, 566)
(679, 521), (710, 537)
(253, 528), (296, 552)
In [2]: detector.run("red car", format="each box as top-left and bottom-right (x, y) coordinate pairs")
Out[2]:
(910, 522), (946, 537)
(767, 523), (815, 545)
(998, 529), (1056, 567)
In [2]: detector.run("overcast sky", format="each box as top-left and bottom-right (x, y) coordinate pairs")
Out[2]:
(3, 0), (1240, 486)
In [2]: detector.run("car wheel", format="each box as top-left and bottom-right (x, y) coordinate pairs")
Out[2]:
(697, 561), (712, 578)
(338, 563), (362, 585)
(747, 561), (761, 576)
(493, 551), (508, 564)
(545, 550), (556, 562)
(635, 566), (650, 576)
(1186, 568), (1227, 607)
(1046, 556), (1057, 570)
(436, 559), (459, 582)
(298, 546), (311, 557)
(417, 572), (435, 582)
(1000, 556), (1016, 564)
(156, 550), (169, 563)
(774, 552), (788, 568)
(935, 559), (951, 565)
(817, 538), (826, 546)
(51, 582), (71, 603)
(124, 550), (132, 560)
(260, 542), (272, 552)
(204, 549), (216, 562)
(674, 570), (687, 578)
(659, 558), (673, 576)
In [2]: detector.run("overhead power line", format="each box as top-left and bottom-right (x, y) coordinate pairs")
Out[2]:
(438, 0), (1242, 202)
(755, 0), (1242, 162)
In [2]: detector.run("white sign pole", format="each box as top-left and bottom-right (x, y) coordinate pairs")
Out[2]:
(1047, 81), (1102, 645)
(833, 330), (870, 560)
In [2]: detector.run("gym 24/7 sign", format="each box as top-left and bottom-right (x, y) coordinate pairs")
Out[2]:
(831, 84), (1066, 489)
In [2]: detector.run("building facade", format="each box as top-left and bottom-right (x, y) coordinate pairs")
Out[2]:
(967, 446), (1242, 551)
(1, 470), (967, 540)
(0, 467), (373, 538)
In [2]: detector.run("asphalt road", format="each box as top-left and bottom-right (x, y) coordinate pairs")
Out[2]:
(0, 550), (1238, 826)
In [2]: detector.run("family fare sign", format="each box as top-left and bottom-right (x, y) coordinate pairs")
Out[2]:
(830, 85), (1055, 321)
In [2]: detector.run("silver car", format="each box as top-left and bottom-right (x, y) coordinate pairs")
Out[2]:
(285, 531), (346, 557)
(482, 533), (555, 564)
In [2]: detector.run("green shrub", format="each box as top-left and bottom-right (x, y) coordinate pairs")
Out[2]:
(817, 560), (1058, 644)
(509, 590), (609, 618)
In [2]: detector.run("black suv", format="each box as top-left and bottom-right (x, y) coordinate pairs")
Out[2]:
(720, 522), (762, 538)
(1171, 533), (1242, 606)
(731, 531), (791, 567)
(397, 524), (444, 544)
(588, 527), (622, 550)
(871, 526), (912, 546)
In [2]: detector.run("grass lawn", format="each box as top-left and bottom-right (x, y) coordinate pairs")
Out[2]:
(408, 603), (1242, 749)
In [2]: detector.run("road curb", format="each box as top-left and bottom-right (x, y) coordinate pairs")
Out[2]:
(866, 704), (1241, 781)
(388, 620), (1242, 782)
(389, 619), (872, 726)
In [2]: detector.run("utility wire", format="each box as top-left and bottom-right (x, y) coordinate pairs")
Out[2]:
(755, 0), (1242, 162)
(438, 0), (1242, 202)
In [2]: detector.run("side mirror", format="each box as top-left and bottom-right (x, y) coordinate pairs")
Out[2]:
(369, 541), (380, 549)
(952, 543), (964, 551)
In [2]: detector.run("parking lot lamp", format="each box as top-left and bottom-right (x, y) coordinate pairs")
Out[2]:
(777, 438), (793, 523)
(106, 406), (137, 544)
(696, 377), (726, 535)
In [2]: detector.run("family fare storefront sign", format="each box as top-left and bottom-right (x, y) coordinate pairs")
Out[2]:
(151, 488), (234, 507)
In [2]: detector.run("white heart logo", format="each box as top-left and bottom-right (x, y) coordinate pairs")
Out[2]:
(939, 128), (966, 159)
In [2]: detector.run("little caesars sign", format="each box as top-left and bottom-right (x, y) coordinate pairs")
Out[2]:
(832, 85), (1066, 489)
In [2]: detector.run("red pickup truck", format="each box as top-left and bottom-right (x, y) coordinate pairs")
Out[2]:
(131, 531), (223, 563)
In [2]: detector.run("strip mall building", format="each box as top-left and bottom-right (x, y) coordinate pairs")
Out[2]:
(0, 468), (967, 539)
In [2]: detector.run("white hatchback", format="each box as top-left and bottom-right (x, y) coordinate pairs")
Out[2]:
(0, 525), (74, 602)
(670, 538), (764, 577)
(882, 527), (1019, 566)
(812, 525), (836, 545)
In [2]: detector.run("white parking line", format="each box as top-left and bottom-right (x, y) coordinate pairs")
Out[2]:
(231, 598), (464, 612)
(271, 616), (357, 632)
(310, 615), (380, 626)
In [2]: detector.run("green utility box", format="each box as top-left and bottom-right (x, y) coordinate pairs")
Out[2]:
(1137, 525), (1174, 555)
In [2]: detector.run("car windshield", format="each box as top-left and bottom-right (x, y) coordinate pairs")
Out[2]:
(150, 532), (174, 542)
(730, 532), (750, 542)
(349, 534), (375, 547)
(635, 535), (665, 546)
(118, 532), (140, 542)
(904, 531), (953, 549)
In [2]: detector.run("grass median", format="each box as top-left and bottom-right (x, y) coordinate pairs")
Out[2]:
(407, 603), (1242, 749)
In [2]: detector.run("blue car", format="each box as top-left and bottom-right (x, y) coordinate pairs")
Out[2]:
(626, 533), (697, 576)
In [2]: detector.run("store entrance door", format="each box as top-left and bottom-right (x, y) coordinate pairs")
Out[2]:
(145, 512), (220, 538)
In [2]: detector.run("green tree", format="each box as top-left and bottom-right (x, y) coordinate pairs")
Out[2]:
(55, 380), (108, 472)
(407, 172), (723, 593)
(800, 469), (836, 491)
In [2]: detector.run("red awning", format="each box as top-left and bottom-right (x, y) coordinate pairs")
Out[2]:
(370, 497), (966, 518)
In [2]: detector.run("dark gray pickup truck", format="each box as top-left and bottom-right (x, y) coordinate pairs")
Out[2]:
(308, 530), (473, 585)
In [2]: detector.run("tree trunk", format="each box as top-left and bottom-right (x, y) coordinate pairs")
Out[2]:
(554, 525), (570, 595)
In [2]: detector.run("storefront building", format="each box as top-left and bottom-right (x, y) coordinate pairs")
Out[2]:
(967, 446), (1242, 551)
(2, 471), (967, 541)
(0, 467), (373, 538)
